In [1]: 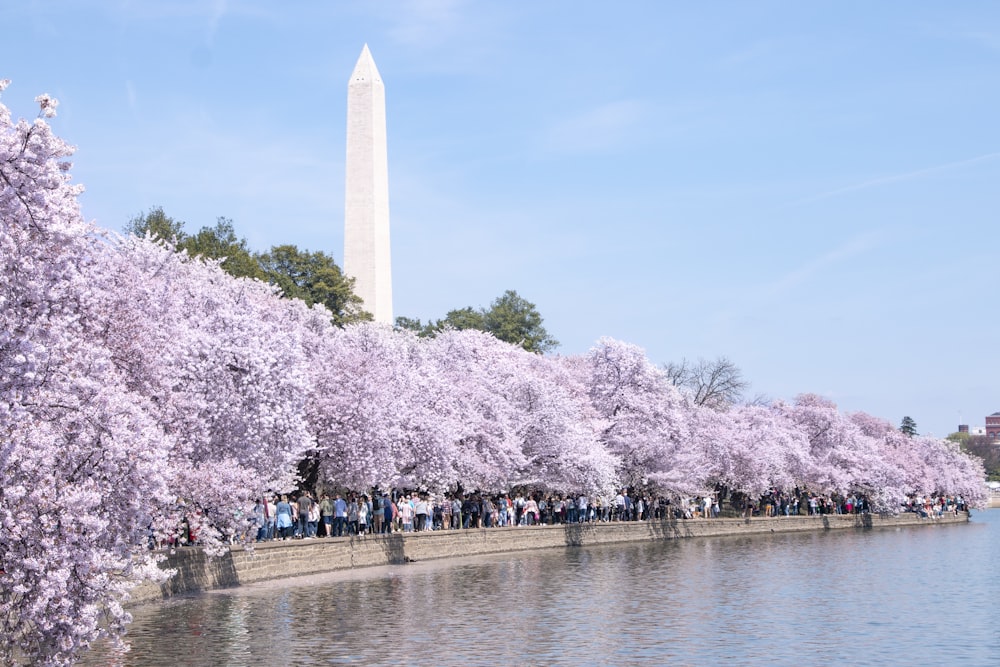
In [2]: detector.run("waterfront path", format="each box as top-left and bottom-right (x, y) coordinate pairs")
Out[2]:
(131, 511), (969, 604)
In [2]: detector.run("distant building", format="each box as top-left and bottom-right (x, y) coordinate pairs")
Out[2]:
(959, 423), (987, 436)
(987, 412), (1000, 440)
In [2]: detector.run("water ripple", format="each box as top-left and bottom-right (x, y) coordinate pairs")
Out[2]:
(84, 513), (1000, 666)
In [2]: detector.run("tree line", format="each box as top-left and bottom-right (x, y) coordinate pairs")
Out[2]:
(125, 207), (369, 327)
(126, 208), (559, 355)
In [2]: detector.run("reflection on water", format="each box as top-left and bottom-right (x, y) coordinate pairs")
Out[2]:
(85, 512), (1000, 666)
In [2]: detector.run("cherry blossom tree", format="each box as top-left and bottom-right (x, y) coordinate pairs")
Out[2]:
(2, 84), (316, 663)
(511, 351), (616, 493)
(578, 338), (707, 495)
(306, 323), (465, 491)
(913, 435), (986, 506)
(770, 394), (878, 495)
(426, 330), (615, 493)
(306, 327), (617, 495)
(849, 411), (987, 509)
(96, 234), (315, 552)
(419, 329), (532, 491)
(848, 412), (927, 508)
(699, 402), (811, 499)
(1, 83), (173, 666)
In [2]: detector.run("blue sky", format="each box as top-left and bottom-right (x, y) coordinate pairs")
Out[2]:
(4, 1), (999, 437)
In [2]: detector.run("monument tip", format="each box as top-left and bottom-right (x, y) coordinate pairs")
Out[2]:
(351, 44), (381, 83)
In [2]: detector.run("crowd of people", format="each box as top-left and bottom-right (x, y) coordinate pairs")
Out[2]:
(250, 489), (674, 541)
(903, 494), (968, 518)
(208, 486), (968, 544)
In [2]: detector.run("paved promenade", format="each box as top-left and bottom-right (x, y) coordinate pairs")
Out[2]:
(130, 512), (969, 605)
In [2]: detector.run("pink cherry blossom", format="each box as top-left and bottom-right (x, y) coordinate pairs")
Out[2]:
(1, 85), (173, 665)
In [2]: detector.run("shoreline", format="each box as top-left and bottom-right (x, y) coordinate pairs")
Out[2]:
(130, 511), (970, 605)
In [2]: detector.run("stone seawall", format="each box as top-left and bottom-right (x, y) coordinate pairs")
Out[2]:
(130, 512), (968, 605)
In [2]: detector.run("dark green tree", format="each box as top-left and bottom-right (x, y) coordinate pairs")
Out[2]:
(183, 217), (267, 281)
(124, 211), (265, 280)
(482, 290), (558, 354)
(124, 206), (186, 241)
(124, 209), (368, 326)
(427, 306), (487, 335)
(400, 290), (558, 354)
(956, 434), (1000, 480)
(945, 431), (970, 446)
(257, 244), (370, 326)
(900, 416), (918, 437)
(394, 316), (426, 333)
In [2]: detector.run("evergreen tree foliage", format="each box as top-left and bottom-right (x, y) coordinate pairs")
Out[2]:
(399, 290), (558, 354)
(257, 244), (370, 326)
(124, 210), (368, 325)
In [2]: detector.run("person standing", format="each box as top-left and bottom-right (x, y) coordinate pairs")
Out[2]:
(461, 496), (473, 529)
(414, 494), (428, 532)
(320, 493), (334, 537)
(275, 495), (294, 540)
(265, 495), (278, 540)
(347, 495), (359, 535)
(523, 496), (539, 526)
(296, 492), (314, 539)
(307, 498), (320, 537)
(333, 493), (348, 537)
(358, 495), (370, 535)
(371, 494), (384, 535)
(399, 495), (415, 532)
(252, 498), (266, 542)
(381, 493), (395, 534)
(482, 496), (495, 528)
(452, 496), (463, 529)
(440, 494), (453, 530)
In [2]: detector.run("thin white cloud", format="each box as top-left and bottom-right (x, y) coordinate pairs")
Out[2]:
(918, 19), (1000, 53)
(110, 0), (269, 36)
(382, 0), (468, 48)
(782, 151), (1000, 209)
(125, 80), (136, 110)
(719, 40), (778, 68)
(542, 99), (646, 155)
(206, 0), (228, 45)
(362, 0), (508, 75)
(959, 30), (1000, 51)
(711, 231), (884, 329)
(765, 231), (883, 297)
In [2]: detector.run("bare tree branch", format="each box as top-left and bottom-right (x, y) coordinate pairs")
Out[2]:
(664, 356), (749, 409)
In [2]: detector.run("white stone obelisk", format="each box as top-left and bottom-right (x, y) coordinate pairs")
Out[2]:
(344, 44), (393, 324)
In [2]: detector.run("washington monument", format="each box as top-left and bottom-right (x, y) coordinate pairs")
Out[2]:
(344, 44), (393, 324)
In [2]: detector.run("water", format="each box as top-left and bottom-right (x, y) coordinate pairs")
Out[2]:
(85, 512), (1000, 666)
